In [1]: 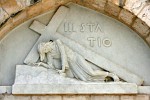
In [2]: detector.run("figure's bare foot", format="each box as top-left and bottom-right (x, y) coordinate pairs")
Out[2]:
(107, 73), (120, 82)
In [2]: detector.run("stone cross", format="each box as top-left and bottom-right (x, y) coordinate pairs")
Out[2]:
(24, 6), (70, 64)
(24, 6), (143, 85)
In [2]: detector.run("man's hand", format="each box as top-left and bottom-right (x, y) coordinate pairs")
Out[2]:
(57, 69), (65, 73)
(65, 65), (69, 69)
(29, 62), (42, 67)
(62, 63), (69, 70)
(56, 69), (66, 77)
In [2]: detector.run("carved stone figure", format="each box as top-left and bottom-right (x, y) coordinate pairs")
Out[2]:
(32, 39), (119, 82)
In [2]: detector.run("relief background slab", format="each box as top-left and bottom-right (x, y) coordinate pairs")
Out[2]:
(0, 3), (150, 86)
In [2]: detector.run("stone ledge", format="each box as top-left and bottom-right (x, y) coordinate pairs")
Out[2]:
(0, 86), (12, 94)
(4, 85), (150, 95)
(12, 83), (138, 94)
(138, 86), (150, 94)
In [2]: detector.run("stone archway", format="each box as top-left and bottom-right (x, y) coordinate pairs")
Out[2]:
(0, 0), (150, 100)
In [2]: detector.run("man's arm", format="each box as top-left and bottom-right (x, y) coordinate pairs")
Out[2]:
(47, 53), (55, 69)
(56, 39), (69, 73)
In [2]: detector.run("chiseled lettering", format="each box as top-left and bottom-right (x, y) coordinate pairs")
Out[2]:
(87, 37), (96, 47)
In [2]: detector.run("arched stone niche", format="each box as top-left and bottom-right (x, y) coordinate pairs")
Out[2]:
(0, 3), (150, 95)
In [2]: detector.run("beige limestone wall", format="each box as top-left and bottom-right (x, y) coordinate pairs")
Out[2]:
(0, 94), (150, 100)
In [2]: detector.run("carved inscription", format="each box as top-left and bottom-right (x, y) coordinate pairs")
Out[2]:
(64, 22), (112, 47)
(87, 37), (112, 47)
(64, 22), (103, 32)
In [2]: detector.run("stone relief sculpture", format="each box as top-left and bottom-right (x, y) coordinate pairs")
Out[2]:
(31, 39), (120, 82)
(23, 6), (143, 85)
(12, 5), (145, 94)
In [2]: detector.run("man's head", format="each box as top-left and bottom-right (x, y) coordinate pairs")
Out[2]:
(38, 41), (53, 61)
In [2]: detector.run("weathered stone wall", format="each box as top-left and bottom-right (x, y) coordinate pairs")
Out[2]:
(0, 94), (150, 100)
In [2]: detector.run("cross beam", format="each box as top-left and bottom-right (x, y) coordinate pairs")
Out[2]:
(24, 6), (70, 64)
